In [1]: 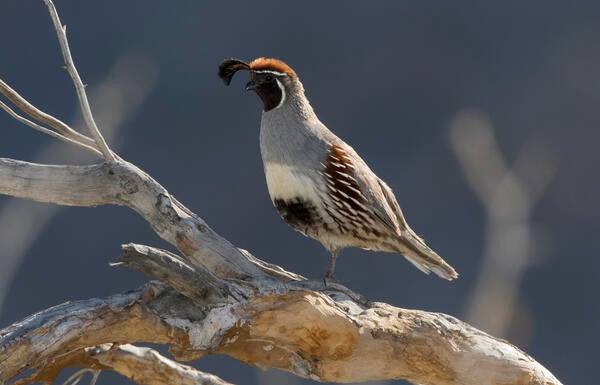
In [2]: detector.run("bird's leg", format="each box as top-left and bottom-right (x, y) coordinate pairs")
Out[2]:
(324, 249), (340, 284)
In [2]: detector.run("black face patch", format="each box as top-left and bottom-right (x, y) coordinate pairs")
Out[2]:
(251, 73), (283, 111)
(273, 197), (319, 232)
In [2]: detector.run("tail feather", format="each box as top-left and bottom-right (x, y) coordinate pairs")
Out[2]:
(396, 230), (458, 281)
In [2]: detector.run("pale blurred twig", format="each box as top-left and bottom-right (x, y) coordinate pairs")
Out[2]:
(449, 109), (556, 339)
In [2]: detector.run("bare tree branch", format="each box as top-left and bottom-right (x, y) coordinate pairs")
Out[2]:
(0, 158), (296, 281)
(0, 100), (101, 155)
(0, 78), (97, 150)
(43, 0), (116, 162)
(0, 51), (157, 311)
(11, 344), (234, 385)
(0, 247), (562, 385)
(117, 243), (235, 302)
(94, 344), (234, 385)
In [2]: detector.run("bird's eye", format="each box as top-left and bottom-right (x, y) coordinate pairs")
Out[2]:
(265, 75), (273, 81)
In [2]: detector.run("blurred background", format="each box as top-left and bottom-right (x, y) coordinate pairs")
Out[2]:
(1, 1), (598, 384)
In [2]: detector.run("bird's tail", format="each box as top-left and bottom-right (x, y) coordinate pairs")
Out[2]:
(395, 228), (458, 280)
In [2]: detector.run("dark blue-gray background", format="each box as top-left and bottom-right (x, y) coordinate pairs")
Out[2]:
(1, 1), (598, 385)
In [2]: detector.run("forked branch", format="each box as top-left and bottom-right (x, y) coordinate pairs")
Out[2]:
(44, 0), (115, 162)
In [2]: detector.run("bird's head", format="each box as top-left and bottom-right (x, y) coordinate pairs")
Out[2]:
(218, 57), (299, 112)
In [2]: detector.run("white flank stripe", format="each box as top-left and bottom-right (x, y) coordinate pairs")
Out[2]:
(349, 197), (368, 211)
(341, 200), (358, 215)
(346, 184), (362, 195)
(338, 190), (350, 199)
(334, 170), (356, 181)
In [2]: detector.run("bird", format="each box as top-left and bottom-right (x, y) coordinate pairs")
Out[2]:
(218, 57), (458, 281)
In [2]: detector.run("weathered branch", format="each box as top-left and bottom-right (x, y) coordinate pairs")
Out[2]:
(0, 78), (98, 151)
(0, 51), (157, 311)
(44, 0), (116, 162)
(0, 246), (562, 385)
(11, 344), (234, 385)
(0, 99), (101, 155)
(0, 158), (301, 282)
(117, 243), (234, 302)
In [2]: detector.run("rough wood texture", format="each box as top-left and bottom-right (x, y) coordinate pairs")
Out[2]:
(0, 246), (561, 385)
(0, 157), (300, 282)
(0, 2), (562, 385)
(9, 343), (234, 385)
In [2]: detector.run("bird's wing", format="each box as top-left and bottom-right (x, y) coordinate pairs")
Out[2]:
(323, 140), (405, 235)
(321, 139), (458, 280)
(374, 177), (410, 231)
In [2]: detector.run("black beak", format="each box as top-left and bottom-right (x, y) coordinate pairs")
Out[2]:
(245, 80), (257, 92)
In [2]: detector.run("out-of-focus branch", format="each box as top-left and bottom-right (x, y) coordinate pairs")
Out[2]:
(449, 109), (557, 339)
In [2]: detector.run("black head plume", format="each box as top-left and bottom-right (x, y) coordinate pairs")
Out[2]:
(218, 59), (250, 85)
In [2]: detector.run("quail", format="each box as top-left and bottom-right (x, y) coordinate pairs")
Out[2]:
(219, 57), (458, 281)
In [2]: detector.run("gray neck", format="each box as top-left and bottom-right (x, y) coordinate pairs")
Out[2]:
(260, 77), (336, 168)
(265, 78), (318, 122)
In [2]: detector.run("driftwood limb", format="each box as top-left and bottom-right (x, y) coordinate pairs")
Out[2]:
(0, 246), (561, 385)
(0, 157), (299, 282)
(0, 2), (562, 385)
(89, 344), (234, 385)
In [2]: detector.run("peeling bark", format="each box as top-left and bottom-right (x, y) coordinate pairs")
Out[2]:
(0, 247), (561, 385)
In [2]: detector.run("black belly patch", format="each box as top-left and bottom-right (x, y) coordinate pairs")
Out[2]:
(273, 197), (319, 231)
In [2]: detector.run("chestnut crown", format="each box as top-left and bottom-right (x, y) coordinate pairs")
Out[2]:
(218, 57), (297, 85)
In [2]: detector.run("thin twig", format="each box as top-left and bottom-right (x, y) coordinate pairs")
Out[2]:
(89, 370), (101, 385)
(0, 100), (102, 156)
(44, 0), (116, 163)
(0, 78), (97, 148)
(61, 369), (95, 385)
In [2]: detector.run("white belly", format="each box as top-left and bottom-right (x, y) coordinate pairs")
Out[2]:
(263, 162), (321, 203)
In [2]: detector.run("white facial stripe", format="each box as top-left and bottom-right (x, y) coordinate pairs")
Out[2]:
(275, 79), (286, 109)
(253, 70), (288, 77)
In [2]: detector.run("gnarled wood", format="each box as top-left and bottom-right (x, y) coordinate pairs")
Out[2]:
(0, 246), (561, 385)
